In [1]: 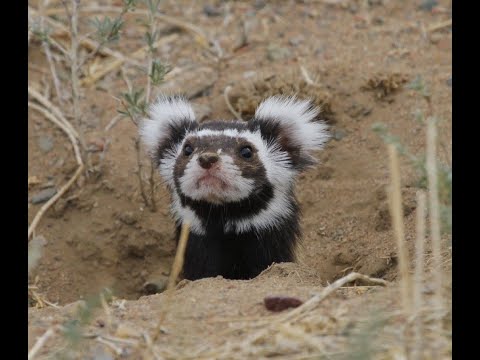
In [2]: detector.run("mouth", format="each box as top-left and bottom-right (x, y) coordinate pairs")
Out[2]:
(197, 174), (229, 190)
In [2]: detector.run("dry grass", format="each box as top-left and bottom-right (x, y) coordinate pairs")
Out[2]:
(230, 70), (334, 122)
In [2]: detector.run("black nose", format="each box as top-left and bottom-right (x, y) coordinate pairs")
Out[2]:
(198, 153), (219, 169)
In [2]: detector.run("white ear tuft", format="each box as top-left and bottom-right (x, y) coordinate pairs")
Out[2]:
(139, 94), (196, 158)
(254, 95), (330, 152)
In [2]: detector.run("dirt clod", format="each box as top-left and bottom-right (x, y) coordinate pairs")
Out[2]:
(264, 295), (303, 312)
(30, 187), (57, 204)
(363, 72), (409, 100)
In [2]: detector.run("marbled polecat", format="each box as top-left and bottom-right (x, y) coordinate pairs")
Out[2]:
(140, 95), (330, 280)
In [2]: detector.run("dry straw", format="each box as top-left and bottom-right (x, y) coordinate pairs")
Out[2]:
(412, 190), (427, 360)
(387, 144), (412, 315)
(426, 117), (444, 328)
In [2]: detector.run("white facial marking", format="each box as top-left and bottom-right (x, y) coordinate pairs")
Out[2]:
(179, 153), (255, 203)
(177, 129), (297, 190)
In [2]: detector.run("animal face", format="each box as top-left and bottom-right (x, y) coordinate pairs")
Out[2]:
(139, 95), (330, 207)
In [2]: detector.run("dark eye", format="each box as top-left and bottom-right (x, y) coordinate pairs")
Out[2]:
(240, 146), (253, 159)
(184, 144), (194, 156)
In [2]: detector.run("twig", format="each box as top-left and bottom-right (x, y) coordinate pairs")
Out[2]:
(42, 5), (210, 47)
(105, 114), (123, 132)
(69, 0), (81, 130)
(235, 272), (388, 354)
(134, 138), (151, 209)
(145, 5), (157, 104)
(29, 6), (142, 67)
(387, 144), (412, 316)
(28, 85), (81, 145)
(80, 33), (178, 87)
(300, 65), (321, 88)
(28, 101), (82, 166)
(150, 222), (191, 344)
(28, 101), (84, 240)
(39, 0), (64, 108)
(149, 160), (157, 212)
(100, 292), (113, 332)
(427, 19), (452, 33)
(426, 117), (444, 318)
(412, 191), (427, 360)
(96, 337), (124, 356)
(279, 272), (388, 324)
(167, 222), (191, 290)
(224, 85), (243, 121)
(28, 165), (84, 240)
(28, 327), (57, 360)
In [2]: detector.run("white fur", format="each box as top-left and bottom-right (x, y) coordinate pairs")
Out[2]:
(139, 95), (196, 158)
(179, 154), (255, 203)
(254, 96), (330, 152)
(171, 192), (206, 235)
(224, 187), (294, 234)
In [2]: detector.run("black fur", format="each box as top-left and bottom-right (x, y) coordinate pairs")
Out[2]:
(177, 192), (301, 280)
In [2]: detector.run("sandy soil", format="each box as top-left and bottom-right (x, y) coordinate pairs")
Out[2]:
(28, 0), (452, 358)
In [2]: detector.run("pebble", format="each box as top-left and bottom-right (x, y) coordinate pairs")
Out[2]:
(288, 35), (304, 47)
(243, 71), (257, 79)
(118, 211), (139, 225)
(446, 77), (452, 87)
(264, 296), (303, 312)
(267, 45), (292, 61)
(30, 187), (57, 204)
(419, 0), (438, 11)
(203, 4), (222, 17)
(37, 135), (54, 153)
(333, 129), (347, 141)
(429, 33), (442, 44)
(143, 278), (168, 294)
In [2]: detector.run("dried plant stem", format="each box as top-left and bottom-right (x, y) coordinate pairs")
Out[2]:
(28, 6), (142, 67)
(426, 117), (444, 315)
(42, 5), (209, 46)
(28, 86), (80, 142)
(28, 102), (82, 165)
(230, 272), (388, 355)
(224, 85), (243, 121)
(28, 327), (57, 360)
(148, 222), (191, 351)
(28, 101), (84, 240)
(149, 160), (157, 212)
(167, 222), (191, 290)
(70, 0), (81, 129)
(387, 144), (412, 316)
(28, 164), (84, 240)
(145, 7), (157, 104)
(427, 19), (452, 33)
(134, 138), (151, 209)
(280, 272), (388, 324)
(412, 190), (427, 360)
(39, 0), (64, 108)
(80, 33), (178, 87)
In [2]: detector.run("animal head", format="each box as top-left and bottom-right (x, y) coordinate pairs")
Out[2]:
(139, 94), (330, 204)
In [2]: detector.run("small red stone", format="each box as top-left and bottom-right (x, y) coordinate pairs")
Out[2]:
(264, 296), (303, 312)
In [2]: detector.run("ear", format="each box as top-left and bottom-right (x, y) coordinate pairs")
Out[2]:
(139, 94), (198, 165)
(249, 96), (330, 171)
